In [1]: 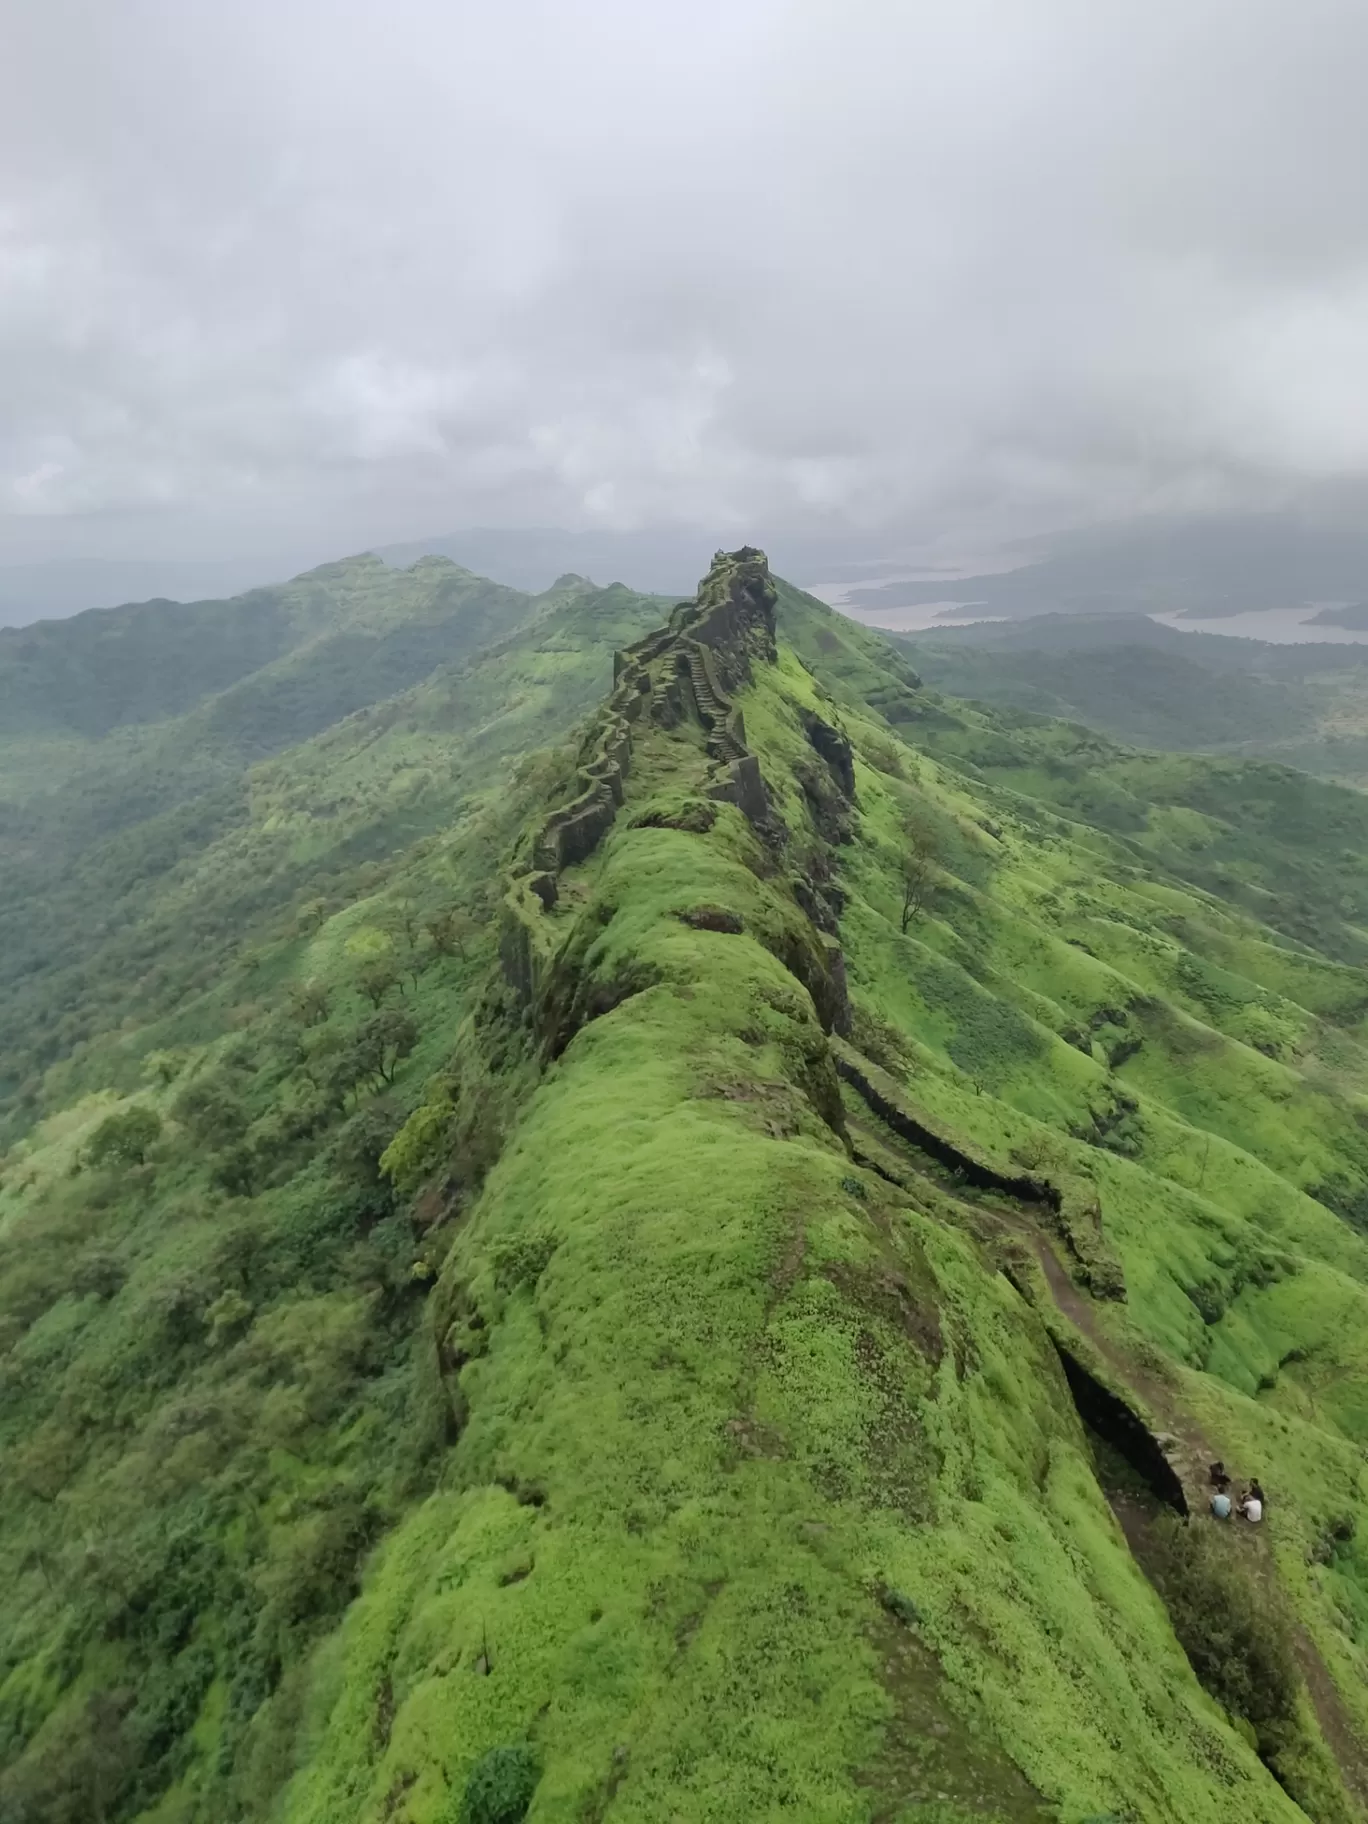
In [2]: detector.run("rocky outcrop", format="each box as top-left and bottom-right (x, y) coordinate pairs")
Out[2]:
(1052, 1340), (1187, 1514)
(801, 709), (856, 799)
(532, 699), (638, 879)
(536, 548), (776, 874)
(501, 548), (783, 1003)
(497, 547), (858, 1089)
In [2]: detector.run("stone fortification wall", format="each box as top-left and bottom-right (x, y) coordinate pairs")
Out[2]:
(501, 549), (779, 986)
(498, 545), (854, 1074)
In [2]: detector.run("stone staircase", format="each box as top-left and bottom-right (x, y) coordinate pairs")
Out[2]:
(684, 641), (746, 762)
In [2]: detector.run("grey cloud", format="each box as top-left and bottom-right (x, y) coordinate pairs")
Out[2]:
(4, 0), (1368, 569)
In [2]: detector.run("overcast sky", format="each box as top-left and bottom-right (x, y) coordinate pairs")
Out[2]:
(5, 0), (1368, 569)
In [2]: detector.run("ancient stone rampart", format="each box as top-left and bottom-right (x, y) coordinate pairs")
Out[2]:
(501, 548), (778, 959)
(496, 547), (864, 1064)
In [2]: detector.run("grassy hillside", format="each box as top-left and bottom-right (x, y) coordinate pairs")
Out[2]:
(0, 553), (539, 744)
(5, 552), (1368, 1822)
(904, 614), (1368, 789)
(0, 560), (669, 1126)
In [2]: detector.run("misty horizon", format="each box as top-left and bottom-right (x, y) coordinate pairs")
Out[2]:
(9, 1), (1368, 588)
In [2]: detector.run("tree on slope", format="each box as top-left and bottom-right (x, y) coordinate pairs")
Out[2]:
(899, 810), (941, 932)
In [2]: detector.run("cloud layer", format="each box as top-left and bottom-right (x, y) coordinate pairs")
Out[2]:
(5, 0), (1368, 561)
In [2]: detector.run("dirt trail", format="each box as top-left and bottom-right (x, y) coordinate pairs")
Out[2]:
(1030, 1225), (1368, 1811)
(1022, 1226), (1368, 1811)
(843, 1072), (1368, 1811)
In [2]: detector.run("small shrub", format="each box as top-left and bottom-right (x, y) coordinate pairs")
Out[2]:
(204, 1288), (253, 1346)
(1071, 1085), (1144, 1159)
(175, 1077), (249, 1149)
(212, 1143), (258, 1199)
(862, 733), (905, 778)
(877, 1583), (919, 1625)
(381, 1099), (454, 1195)
(490, 1228), (557, 1293)
(71, 1247), (126, 1300)
(456, 1743), (540, 1824)
(850, 1004), (913, 1077)
(334, 1102), (401, 1190)
(355, 961), (400, 1010)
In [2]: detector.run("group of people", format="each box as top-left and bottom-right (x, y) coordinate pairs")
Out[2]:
(1209, 1461), (1263, 1523)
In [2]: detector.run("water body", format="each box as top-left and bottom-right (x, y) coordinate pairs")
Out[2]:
(819, 588), (1368, 646)
(1148, 607), (1368, 645)
(809, 586), (1012, 634)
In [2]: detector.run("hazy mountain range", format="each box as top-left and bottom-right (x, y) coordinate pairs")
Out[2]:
(0, 528), (911, 628)
(843, 507), (1368, 621)
(18, 505), (1368, 633)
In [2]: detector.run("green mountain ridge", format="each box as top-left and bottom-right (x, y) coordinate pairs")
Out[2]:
(0, 553), (529, 739)
(0, 558), (672, 1123)
(4, 551), (1368, 1822)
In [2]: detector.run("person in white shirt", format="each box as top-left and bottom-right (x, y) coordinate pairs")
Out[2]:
(1238, 1480), (1265, 1523)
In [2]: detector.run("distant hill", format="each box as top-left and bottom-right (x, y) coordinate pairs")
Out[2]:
(0, 526), (915, 630)
(1311, 601), (1368, 629)
(0, 554), (670, 1115)
(377, 524), (922, 597)
(0, 555), (325, 627)
(0, 553), (529, 747)
(901, 610), (1368, 788)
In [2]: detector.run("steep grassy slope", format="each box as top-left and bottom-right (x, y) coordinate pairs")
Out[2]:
(0, 561), (679, 1824)
(0, 563), (669, 1127)
(6, 552), (1368, 1822)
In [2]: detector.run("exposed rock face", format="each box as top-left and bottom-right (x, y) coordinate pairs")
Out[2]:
(500, 548), (785, 1007)
(801, 708), (856, 800)
(527, 548), (779, 883)
(832, 1038), (1126, 1301)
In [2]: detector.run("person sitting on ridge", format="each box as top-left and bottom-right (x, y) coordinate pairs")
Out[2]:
(1238, 1481), (1265, 1523)
(1210, 1488), (1232, 1519)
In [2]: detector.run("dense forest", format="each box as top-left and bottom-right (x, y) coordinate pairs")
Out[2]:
(4, 550), (1368, 1822)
